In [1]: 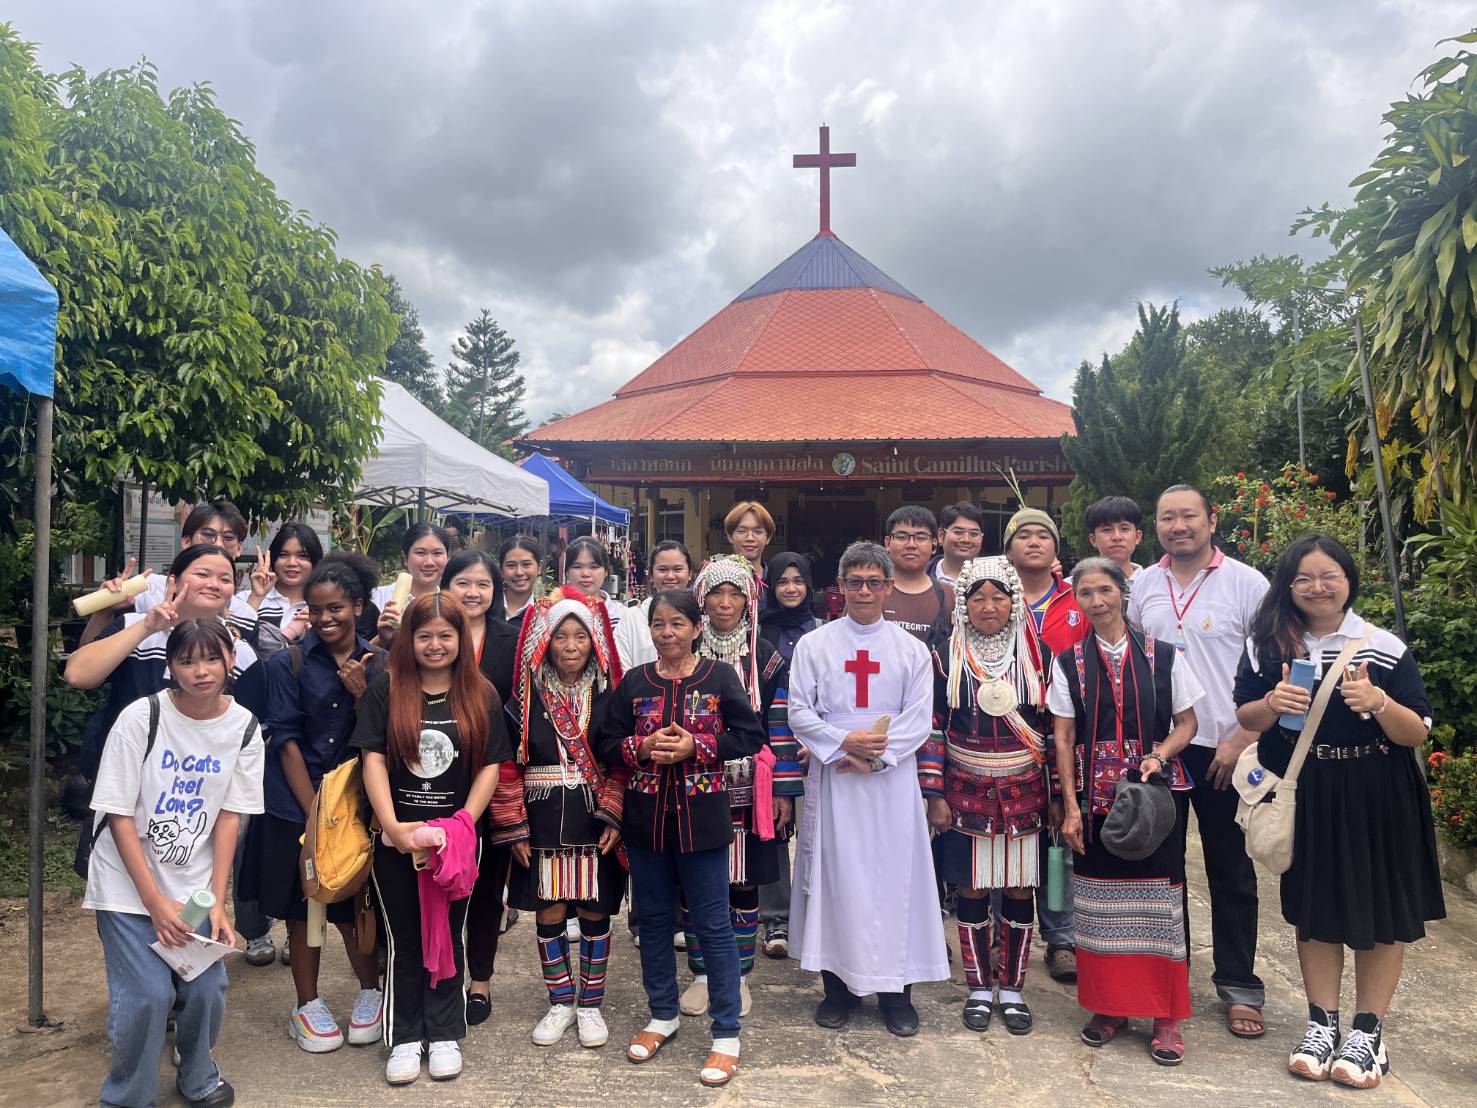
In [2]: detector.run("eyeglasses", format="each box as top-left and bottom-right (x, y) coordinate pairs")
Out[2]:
(945, 527), (983, 540)
(731, 527), (768, 538)
(842, 576), (889, 593)
(1291, 573), (1347, 594)
(887, 531), (934, 545)
(195, 529), (237, 545)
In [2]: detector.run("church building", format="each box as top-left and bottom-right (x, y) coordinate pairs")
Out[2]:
(522, 127), (1074, 581)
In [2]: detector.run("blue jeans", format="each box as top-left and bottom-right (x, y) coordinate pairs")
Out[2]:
(97, 910), (227, 1107)
(626, 844), (740, 1038)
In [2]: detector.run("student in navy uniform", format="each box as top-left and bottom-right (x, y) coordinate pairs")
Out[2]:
(242, 552), (386, 1054)
(83, 619), (265, 1108)
(353, 592), (512, 1086)
(1233, 534), (1443, 1089)
(239, 521), (323, 641)
(440, 550), (521, 1025)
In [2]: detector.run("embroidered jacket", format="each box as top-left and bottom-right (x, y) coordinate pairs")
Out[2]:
(920, 666), (1052, 840)
(597, 660), (766, 854)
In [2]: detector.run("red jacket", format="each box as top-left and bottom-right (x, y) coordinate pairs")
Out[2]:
(1032, 576), (1089, 659)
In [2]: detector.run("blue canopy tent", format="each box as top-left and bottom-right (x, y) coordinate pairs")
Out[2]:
(1, 225), (59, 1028)
(518, 453), (629, 528)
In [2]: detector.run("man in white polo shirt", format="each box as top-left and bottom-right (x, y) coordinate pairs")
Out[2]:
(1128, 484), (1270, 1040)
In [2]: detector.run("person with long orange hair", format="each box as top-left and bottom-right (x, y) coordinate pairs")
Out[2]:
(351, 592), (513, 1086)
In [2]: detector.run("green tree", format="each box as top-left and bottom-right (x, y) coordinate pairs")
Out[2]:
(1298, 32), (1477, 507)
(0, 28), (394, 530)
(443, 309), (527, 455)
(379, 272), (441, 410)
(1061, 302), (1215, 549)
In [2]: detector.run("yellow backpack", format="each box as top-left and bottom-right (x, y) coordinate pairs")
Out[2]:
(299, 755), (373, 904)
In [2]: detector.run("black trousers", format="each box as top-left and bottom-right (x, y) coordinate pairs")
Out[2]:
(466, 833), (512, 981)
(371, 843), (470, 1047)
(1179, 744), (1265, 1007)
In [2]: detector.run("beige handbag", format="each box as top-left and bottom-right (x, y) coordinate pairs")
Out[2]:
(1233, 633), (1370, 874)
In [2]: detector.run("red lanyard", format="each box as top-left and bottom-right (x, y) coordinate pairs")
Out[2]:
(1165, 565), (1216, 634)
(1096, 640), (1138, 758)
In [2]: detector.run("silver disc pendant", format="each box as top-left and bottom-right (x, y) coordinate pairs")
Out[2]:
(979, 678), (1018, 717)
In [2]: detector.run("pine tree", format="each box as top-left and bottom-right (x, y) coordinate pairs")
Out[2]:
(379, 273), (442, 410)
(1061, 302), (1216, 547)
(443, 309), (528, 455)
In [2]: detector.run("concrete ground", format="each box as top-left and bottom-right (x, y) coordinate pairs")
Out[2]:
(2, 831), (1474, 1107)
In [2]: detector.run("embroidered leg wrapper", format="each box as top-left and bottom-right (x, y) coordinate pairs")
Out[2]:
(577, 915), (612, 1008)
(536, 921), (575, 1007)
(731, 886), (760, 977)
(956, 894), (993, 990)
(997, 893), (1035, 992)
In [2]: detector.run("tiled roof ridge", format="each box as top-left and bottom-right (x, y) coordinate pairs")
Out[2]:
(868, 289), (1043, 396)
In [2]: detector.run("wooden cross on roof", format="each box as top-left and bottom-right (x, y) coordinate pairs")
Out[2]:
(793, 124), (855, 236)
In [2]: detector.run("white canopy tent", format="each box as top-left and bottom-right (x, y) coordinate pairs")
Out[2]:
(355, 378), (549, 518)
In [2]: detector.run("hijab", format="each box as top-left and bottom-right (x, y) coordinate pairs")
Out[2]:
(759, 552), (816, 637)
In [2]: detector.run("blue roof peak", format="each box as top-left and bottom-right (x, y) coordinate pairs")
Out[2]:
(733, 233), (919, 303)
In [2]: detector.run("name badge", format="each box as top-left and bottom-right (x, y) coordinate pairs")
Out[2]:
(1173, 640), (1188, 655)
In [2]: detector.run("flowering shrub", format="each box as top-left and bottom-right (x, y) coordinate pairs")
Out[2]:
(1212, 464), (1369, 576)
(1428, 749), (1477, 849)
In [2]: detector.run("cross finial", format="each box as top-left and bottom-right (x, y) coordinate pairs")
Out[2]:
(793, 124), (856, 236)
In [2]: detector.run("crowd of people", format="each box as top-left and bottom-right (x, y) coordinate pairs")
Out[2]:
(64, 489), (1446, 1105)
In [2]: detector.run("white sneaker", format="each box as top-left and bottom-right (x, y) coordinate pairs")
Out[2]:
(680, 977), (709, 1016)
(740, 977), (752, 1017)
(1288, 1018), (1340, 1081)
(576, 1007), (608, 1048)
(347, 988), (383, 1046)
(289, 997), (345, 1053)
(385, 1041), (422, 1085)
(531, 1003), (577, 1045)
(427, 1040), (462, 1080)
(1330, 1028), (1389, 1089)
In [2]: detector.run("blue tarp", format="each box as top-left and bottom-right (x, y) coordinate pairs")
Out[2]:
(0, 227), (57, 398)
(518, 453), (629, 526)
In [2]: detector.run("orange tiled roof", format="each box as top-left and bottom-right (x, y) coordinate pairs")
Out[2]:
(526, 233), (1070, 447)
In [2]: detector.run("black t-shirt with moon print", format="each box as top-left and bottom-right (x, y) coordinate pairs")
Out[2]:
(351, 671), (511, 824)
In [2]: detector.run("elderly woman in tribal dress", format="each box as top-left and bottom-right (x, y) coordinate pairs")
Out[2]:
(492, 586), (628, 1050)
(919, 556), (1051, 1035)
(1050, 557), (1203, 1067)
(676, 555), (801, 1020)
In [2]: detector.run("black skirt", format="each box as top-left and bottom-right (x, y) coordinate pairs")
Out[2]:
(507, 846), (628, 916)
(1281, 744), (1446, 948)
(240, 814), (355, 925)
(734, 827), (783, 887)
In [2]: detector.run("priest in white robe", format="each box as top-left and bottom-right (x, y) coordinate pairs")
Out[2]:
(788, 541), (948, 1037)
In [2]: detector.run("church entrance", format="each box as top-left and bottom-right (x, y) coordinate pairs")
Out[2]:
(786, 494), (879, 588)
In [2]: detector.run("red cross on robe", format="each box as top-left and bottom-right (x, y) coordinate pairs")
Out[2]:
(844, 649), (881, 708)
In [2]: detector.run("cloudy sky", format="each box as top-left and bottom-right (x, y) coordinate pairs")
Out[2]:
(10, 1), (1472, 420)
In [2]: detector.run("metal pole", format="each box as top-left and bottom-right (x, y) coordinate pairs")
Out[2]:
(1293, 304), (1306, 469)
(28, 397), (54, 1027)
(1354, 314), (1406, 639)
(416, 487), (426, 524)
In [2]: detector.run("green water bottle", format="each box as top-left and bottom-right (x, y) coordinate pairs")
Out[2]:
(1046, 833), (1067, 913)
(178, 890), (216, 931)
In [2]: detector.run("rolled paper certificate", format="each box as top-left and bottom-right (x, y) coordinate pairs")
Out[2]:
(306, 898), (327, 948)
(871, 715), (891, 734)
(177, 889), (217, 930)
(72, 574), (150, 616)
(390, 572), (413, 622)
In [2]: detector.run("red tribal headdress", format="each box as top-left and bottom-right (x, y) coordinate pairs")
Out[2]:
(513, 585), (623, 762)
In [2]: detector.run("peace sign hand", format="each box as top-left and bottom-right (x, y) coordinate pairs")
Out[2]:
(143, 576), (190, 633)
(249, 546), (276, 602)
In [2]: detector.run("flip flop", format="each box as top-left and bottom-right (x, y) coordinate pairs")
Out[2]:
(1080, 1014), (1127, 1047)
(699, 1051), (739, 1088)
(626, 1027), (676, 1064)
(1226, 1003), (1266, 1039)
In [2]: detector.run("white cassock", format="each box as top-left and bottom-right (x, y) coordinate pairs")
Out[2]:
(787, 614), (948, 994)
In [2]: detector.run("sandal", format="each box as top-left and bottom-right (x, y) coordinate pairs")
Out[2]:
(626, 1027), (677, 1064)
(699, 1051), (739, 1088)
(1227, 1003), (1266, 1039)
(999, 999), (1033, 1036)
(1080, 1014), (1127, 1047)
(1151, 1019), (1185, 1066)
(962, 997), (993, 1033)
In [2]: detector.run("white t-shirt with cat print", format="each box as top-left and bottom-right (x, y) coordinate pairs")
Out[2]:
(83, 693), (264, 915)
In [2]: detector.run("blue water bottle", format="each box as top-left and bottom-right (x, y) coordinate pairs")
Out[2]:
(1279, 658), (1317, 730)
